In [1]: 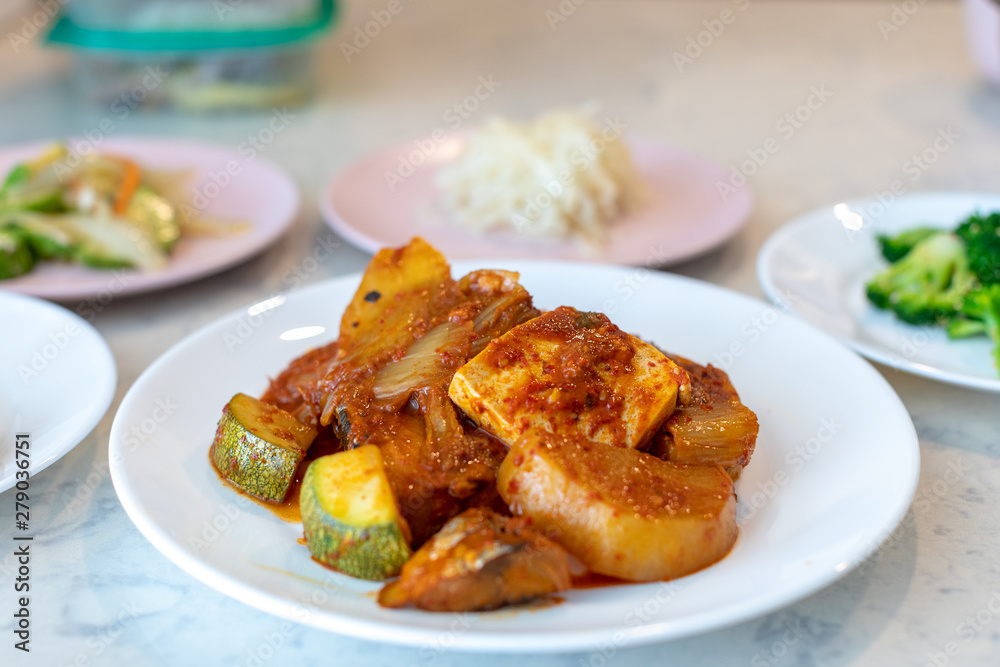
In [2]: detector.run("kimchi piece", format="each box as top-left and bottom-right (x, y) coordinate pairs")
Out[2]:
(647, 353), (759, 479)
(292, 238), (540, 545)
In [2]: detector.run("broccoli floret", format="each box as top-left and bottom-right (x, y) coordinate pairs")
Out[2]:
(946, 317), (987, 339)
(956, 212), (1000, 285)
(956, 285), (1000, 372)
(876, 226), (941, 262)
(866, 232), (977, 325)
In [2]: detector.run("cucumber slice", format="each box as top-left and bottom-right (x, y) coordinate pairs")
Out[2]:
(300, 446), (412, 580)
(0, 227), (34, 279)
(58, 215), (168, 271)
(210, 393), (317, 502)
(0, 163), (66, 213)
(124, 185), (181, 252)
(0, 164), (29, 198)
(3, 213), (76, 260)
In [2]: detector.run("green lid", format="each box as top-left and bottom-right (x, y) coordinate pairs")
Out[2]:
(47, 0), (336, 52)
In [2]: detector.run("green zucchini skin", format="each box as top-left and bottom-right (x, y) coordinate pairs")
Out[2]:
(300, 448), (412, 581)
(210, 395), (314, 502)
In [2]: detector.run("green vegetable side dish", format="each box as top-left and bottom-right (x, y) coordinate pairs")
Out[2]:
(865, 232), (976, 326)
(0, 143), (243, 281)
(876, 226), (940, 263)
(866, 211), (1000, 375)
(957, 212), (1000, 286)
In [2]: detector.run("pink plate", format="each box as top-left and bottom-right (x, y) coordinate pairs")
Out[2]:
(0, 136), (299, 301)
(320, 134), (752, 266)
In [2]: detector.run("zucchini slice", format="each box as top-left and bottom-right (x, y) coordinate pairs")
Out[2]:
(210, 393), (316, 501)
(300, 446), (412, 580)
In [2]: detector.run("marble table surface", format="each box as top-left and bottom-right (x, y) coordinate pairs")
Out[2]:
(2, 1), (1000, 665)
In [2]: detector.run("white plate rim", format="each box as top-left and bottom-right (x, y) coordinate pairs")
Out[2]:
(109, 263), (920, 652)
(756, 191), (1000, 394)
(1, 291), (117, 491)
(0, 135), (301, 301)
(317, 133), (753, 267)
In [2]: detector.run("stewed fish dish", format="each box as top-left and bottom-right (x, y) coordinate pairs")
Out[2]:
(209, 238), (759, 612)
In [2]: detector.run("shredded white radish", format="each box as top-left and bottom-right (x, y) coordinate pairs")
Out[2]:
(436, 110), (643, 246)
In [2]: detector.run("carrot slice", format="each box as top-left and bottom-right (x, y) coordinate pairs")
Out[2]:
(110, 156), (142, 216)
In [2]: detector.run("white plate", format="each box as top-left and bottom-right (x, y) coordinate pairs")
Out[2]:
(109, 263), (918, 652)
(0, 136), (299, 301)
(757, 191), (1000, 393)
(319, 134), (752, 266)
(1, 291), (116, 491)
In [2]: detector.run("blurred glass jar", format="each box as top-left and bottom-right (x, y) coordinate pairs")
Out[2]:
(47, 0), (336, 112)
(963, 0), (1000, 86)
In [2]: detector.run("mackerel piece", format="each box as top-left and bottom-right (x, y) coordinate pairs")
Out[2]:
(210, 393), (316, 502)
